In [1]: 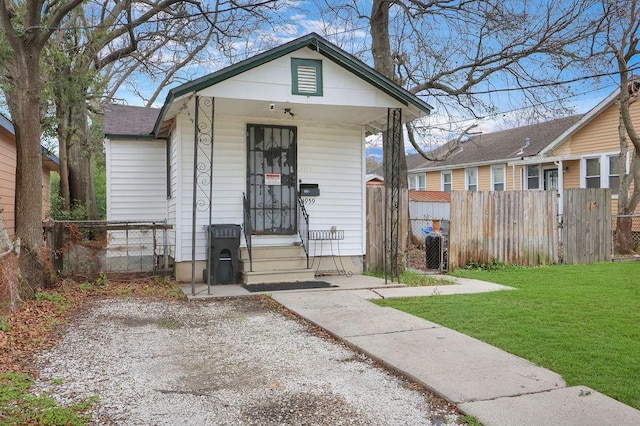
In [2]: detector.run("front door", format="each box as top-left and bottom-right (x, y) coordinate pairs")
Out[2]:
(544, 168), (558, 190)
(246, 124), (297, 234)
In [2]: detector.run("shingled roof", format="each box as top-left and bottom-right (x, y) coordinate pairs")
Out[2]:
(103, 104), (160, 139)
(408, 115), (583, 171)
(409, 191), (451, 202)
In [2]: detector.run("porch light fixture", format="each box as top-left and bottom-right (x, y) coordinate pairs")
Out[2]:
(284, 108), (295, 117)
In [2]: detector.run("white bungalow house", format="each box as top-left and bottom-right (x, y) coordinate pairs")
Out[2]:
(104, 33), (432, 284)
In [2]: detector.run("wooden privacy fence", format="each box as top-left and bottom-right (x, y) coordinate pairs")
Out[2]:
(365, 186), (408, 272)
(449, 189), (612, 269)
(562, 188), (611, 264)
(449, 190), (558, 268)
(366, 187), (385, 271)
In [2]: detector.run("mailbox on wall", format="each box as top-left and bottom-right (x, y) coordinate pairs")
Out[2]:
(300, 183), (320, 196)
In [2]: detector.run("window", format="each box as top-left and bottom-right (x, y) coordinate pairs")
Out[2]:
(491, 165), (505, 191)
(526, 165), (540, 189)
(544, 169), (558, 190)
(291, 58), (323, 96)
(442, 171), (452, 192)
(465, 168), (478, 191)
(585, 157), (601, 188)
(608, 155), (620, 194)
(408, 174), (426, 190)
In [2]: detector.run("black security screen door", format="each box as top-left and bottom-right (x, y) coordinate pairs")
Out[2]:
(247, 124), (297, 234)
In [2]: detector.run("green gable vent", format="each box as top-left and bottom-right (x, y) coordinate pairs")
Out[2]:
(292, 58), (322, 96)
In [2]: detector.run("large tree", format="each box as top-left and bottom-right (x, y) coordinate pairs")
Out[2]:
(50, 0), (280, 219)
(0, 0), (84, 289)
(0, 0), (280, 290)
(323, 0), (603, 271)
(600, 0), (640, 253)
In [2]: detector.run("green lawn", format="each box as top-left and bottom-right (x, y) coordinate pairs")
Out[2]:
(375, 262), (640, 409)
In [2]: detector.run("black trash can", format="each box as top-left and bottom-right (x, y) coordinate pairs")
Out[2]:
(207, 224), (241, 284)
(425, 233), (441, 270)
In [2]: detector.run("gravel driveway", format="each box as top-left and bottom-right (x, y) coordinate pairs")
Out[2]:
(33, 297), (463, 425)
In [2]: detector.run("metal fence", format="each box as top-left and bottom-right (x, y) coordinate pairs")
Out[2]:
(44, 221), (174, 277)
(410, 218), (449, 272)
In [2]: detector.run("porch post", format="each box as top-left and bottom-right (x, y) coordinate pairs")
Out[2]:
(190, 96), (215, 295)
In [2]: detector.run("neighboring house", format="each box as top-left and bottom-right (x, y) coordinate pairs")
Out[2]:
(104, 33), (432, 283)
(409, 190), (451, 221)
(0, 114), (59, 239)
(365, 173), (384, 187)
(407, 115), (583, 193)
(509, 85), (639, 216)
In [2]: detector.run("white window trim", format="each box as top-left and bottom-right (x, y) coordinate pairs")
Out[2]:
(465, 167), (478, 191)
(491, 164), (506, 191)
(408, 174), (426, 190)
(524, 164), (541, 190)
(581, 151), (622, 197)
(441, 171), (452, 192)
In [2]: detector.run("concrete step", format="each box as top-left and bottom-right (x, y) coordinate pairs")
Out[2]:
(240, 245), (305, 260)
(242, 269), (316, 285)
(240, 257), (309, 273)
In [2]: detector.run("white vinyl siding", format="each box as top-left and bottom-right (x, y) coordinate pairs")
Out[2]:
(167, 130), (179, 257)
(199, 50), (407, 110)
(106, 139), (167, 221)
(174, 112), (365, 263)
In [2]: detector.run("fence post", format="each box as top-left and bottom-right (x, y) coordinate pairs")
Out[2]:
(52, 222), (64, 273)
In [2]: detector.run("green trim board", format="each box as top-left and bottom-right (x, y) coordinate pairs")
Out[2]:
(291, 58), (323, 96)
(152, 32), (433, 137)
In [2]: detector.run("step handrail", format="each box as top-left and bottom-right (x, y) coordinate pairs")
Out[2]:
(297, 195), (310, 269)
(242, 192), (253, 272)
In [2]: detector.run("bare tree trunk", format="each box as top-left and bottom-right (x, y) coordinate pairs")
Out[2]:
(5, 50), (45, 291)
(67, 104), (98, 219)
(371, 0), (409, 275)
(56, 102), (71, 210)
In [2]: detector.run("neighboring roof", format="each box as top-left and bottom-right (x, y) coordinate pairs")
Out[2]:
(153, 32), (433, 136)
(0, 113), (14, 134)
(365, 173), (383, 182)
(409, 190), (451, 203)
(104, 104), (161, 139)
(41, 146), (60, 170)
(408, 115), (583, 172)
(1, 113), (60, 170)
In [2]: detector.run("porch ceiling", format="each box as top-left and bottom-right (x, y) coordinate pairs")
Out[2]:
(207, 97), (416, 133)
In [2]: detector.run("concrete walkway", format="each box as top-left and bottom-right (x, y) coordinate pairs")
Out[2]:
(183, 275), (640, 425)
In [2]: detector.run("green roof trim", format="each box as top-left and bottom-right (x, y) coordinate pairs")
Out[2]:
(153, 32), (433, 136)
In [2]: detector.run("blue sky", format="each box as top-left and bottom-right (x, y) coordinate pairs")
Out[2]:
(114, 0), (628, 155)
